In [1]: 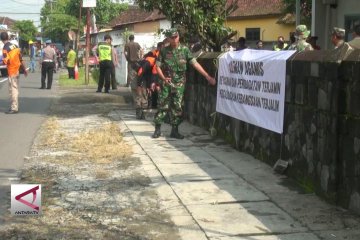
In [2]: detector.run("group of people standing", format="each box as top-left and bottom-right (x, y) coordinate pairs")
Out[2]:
(123, 29), (216, 139)
(233, 24), (360, 54)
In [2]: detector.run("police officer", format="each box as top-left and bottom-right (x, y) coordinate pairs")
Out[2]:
(96, 34), (113, 93)
(152, 28), (216, 139)
(40, 40), (56, 89)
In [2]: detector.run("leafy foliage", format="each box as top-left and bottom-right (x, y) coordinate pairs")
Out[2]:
(40, 0), (78, 44)
(282, 0), (312, 26)
(40, 0), (128, 44)
(135, 0), (239, 51)
(12, 20), (38, 42)
(65, 0), (128, 28)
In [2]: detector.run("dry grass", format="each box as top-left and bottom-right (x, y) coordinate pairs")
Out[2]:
(71, 123), (131, 164)
(39, 117), (66, 148)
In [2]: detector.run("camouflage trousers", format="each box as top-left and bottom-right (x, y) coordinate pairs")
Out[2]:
(154, 83), (185, 126)
(127, 62), (138, 105)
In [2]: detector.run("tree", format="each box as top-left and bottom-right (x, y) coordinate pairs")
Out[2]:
(282, 0), (312, 26)
(40, 0), (128, 44)
(135, 0), (239, 51)
(64, 0), (128, 28)
(40, 0), (78, 44)
(13, 20), (38, 43)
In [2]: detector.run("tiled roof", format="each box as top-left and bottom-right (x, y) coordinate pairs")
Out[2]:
(227, 0), (284, 18)
(0, 16), (16, 29)
(109, 6), (166, 28)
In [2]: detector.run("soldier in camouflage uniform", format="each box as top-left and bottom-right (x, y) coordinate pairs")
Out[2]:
(153, 28), (216, 139)
(288, 25), (313, 52)
(330, 27), (353, 62)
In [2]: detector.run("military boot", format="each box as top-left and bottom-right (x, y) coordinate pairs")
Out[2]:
(140, 109), (145, 120)
(170, 125), (184, 139)
(136, 108), (142, 119)
(152, 124), (161, 138)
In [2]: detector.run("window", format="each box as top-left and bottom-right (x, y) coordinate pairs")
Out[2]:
(246, 28), (260, 41)
(345, 15), (360, 41)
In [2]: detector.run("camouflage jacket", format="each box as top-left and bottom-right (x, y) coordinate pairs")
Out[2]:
(288, 39), (313, 52)
(156, 44), (197, 83)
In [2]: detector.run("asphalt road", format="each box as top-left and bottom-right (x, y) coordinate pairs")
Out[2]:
(0, 69), (57, 220)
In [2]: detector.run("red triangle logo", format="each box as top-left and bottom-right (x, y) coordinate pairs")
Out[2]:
(15, 185), (40, 211)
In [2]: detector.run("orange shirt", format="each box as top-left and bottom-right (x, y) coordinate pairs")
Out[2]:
(2, 42), (22, 77)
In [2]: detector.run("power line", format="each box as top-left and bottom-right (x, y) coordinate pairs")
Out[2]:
(9, 0), (43, 6)
(0, 12), (40, 15)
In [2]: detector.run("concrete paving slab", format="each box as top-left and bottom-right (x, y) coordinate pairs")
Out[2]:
(187, 202), (307, 238)
(209, 232), (320, 240)
(147, 148), (215, 164)
(158, 162), (239, 182)
(270, 193), (360, 231)
(315, 229), (360, 240)
(155, 183), (208, 240)
(205, 147), (294, 194)
(171, 178), (269, 205)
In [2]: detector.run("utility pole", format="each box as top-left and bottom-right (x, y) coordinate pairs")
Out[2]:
(82, 0), (96, 85)
(296, 0), (301, 26)
(85, 8), (90, 85)
(76, 1), (82, 69)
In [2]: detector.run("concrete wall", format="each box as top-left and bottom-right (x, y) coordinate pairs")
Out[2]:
(184, 50), (360, 215)
(336, 0), (360, 27)
(134, 21), (159, 33)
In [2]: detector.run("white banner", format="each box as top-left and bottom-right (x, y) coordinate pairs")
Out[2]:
(216, 49), (295, 133)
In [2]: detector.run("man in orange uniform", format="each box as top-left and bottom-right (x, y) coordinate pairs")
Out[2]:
(135, 42), (163, 119)
(1, 32), (28, 114)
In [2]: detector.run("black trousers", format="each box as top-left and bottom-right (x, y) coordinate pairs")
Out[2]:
(67, 67), (75, 79)
(98, 60), (112, 92)
(41, 61), (55, 89)
(111, 63), (117, 89)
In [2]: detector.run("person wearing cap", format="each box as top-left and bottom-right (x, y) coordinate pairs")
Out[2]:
(96, 34), (113, 93)
(273, 36), (288, 51)
(40, 40), (56, 89)
(29, 40), (37, 73)
(330, 27), (353, 62)
(349, 24), (360, 49)
(288, 25), (313, 52)
(331, 27), (347, 49)
(1, 31), (28, 114)
(152, 28), (216, 139)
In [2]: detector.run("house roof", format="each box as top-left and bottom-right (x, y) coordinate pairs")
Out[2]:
(227, 0), (284, 19)
(109, 6), (166, 28)
(0, 16), (16, 29)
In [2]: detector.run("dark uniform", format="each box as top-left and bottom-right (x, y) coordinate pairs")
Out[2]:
(97, 36), (112, 93)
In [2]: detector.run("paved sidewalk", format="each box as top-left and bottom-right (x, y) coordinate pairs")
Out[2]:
(0, 88), (360, 239)
(114, 108), (360, 240)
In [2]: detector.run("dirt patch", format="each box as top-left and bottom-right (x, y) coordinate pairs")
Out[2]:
(0, 89), (180, 240)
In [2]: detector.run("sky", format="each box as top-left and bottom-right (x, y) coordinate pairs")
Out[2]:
(0, 0), (45, 28)
(0, 0), (133, 29)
